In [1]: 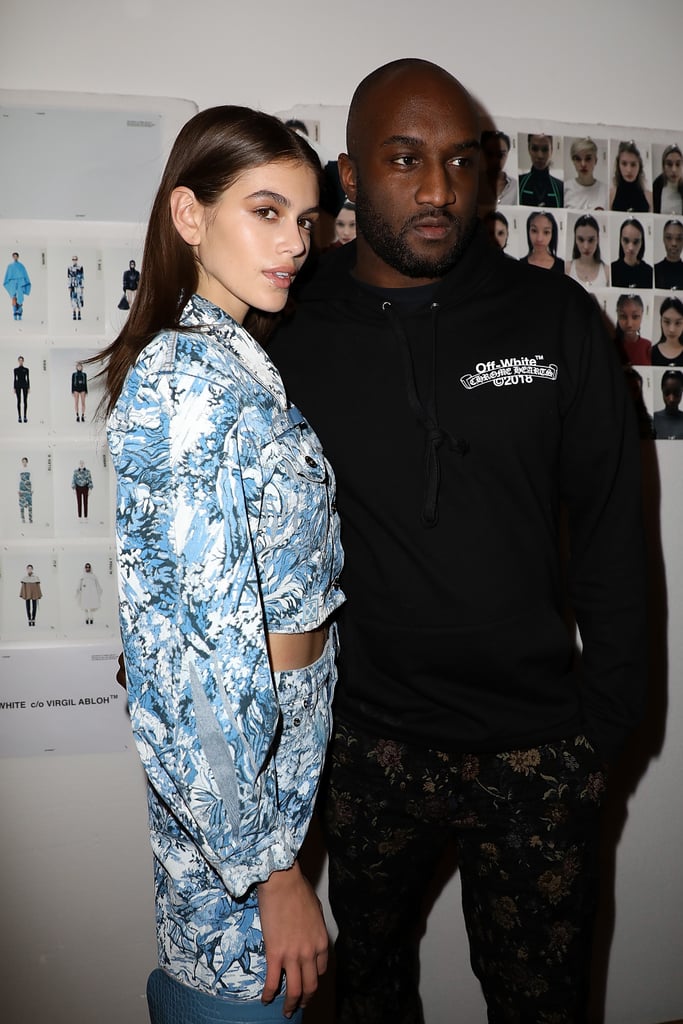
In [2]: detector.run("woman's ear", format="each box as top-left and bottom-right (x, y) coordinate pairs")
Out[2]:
(170, 187), (204, 245)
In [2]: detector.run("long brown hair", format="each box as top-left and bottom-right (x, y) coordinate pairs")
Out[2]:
(94, 105), (321, 417)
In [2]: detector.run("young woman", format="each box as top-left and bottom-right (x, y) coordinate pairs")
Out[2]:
(18, 456), (33, 524)
(71, 360), (88, 421)
(97, 106), (344, 1024)
(566, 214), (610, 289)
(653, 144), (683, 215)
(565, 138), (607, 210)
(19, 563), (41, 626)
(609, 141), (653, 212)
(610, 218), (653, 288)
(520, 211), (564, 272)
(651, 296), (683, 366)
(480, 130), (518, 206)
(653, 369), (683, 439)
(614, 294), (651, 366)
(519, 134), (563, 207)
(326, 199), (356, 249)
(483, 210), (510, 251)
(75, 561), (103, 625)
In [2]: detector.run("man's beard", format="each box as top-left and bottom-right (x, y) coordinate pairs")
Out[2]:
(354, 178), (477, 279)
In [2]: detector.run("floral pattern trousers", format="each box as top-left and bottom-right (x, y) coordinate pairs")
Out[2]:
(323, 715), (608, 1024)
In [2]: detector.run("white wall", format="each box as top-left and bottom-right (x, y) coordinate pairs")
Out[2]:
(1, 2), (682, 1022)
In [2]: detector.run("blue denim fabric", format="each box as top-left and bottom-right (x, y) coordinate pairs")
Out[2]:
(147, 969), (303, 1023)
(108, 296), (343, 999)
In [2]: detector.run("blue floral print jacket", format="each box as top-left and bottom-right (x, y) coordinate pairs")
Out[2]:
(108, 296), (344, 991)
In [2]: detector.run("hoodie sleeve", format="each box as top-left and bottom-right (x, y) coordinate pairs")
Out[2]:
(559, 295), (648, 762)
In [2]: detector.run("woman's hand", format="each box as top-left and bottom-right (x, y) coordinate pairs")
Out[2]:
(258, 860), (328, 1017)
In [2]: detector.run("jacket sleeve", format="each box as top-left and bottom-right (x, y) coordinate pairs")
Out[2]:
(109, 361), (297, 898)
(559, 294), (648, 762)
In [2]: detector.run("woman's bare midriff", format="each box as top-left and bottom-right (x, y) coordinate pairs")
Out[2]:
(267, 626), (327, 672)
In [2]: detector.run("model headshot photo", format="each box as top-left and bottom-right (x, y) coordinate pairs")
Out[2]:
(519, 133), (564, 207)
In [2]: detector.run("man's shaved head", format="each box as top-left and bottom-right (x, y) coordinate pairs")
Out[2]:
(340, 58), (481, 287)
(346, 58), (478, 156)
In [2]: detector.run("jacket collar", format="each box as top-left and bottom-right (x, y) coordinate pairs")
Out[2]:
(181, 294), (286, 403)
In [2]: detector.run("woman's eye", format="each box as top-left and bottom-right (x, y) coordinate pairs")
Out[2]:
(298, 217), (315, 232)
(255, 207), (278, 221)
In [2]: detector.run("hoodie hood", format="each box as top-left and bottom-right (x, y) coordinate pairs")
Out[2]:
(294, 220), (505, 315)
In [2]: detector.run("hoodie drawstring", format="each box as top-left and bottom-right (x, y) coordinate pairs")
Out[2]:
(382, 301), (469, 528)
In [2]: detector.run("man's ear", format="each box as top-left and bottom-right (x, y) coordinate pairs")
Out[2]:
(338, 154), (357, 204)
(170, 186), (204, 245)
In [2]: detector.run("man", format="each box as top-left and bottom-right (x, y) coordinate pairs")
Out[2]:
(269, 59), (647, 1023)
(3, 252), (31, 320)
(518, 132), (564, 207)
(654, 219), (683, 289)
(13, 355), (30, 423)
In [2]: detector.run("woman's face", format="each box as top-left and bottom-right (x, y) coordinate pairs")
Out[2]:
(572, 149), (597, 185)
(661, 307), (683, 344)
(529, 215), (553, 252)
(488, 219), (508, 249)
(575, 223), (598, 259)
(662, 379), (682, 411)
(334, 207), (356, 244)
(26, 565), (33, 575)
(663, 152), (683, 184)
(483, 137), (509, 173)
(617, 300), (643, 340)
(529, 135), (552, 171)
(187, 159), (319, 323)
(619, 152), (641, 183)
(663, 223), (683, 262)
(621, 225), (642, 265)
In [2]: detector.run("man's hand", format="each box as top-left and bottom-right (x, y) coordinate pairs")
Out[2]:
(258, 860), (328, 1017)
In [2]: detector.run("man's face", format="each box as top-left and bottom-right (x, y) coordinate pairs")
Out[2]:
(341, 71), (480, 287)
(663, 223), (683, 262)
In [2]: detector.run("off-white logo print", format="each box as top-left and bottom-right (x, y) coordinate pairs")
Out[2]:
(460, 356), (558, 390)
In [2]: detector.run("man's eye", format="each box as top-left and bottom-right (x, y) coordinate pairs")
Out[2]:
(393, 155), (418, 167)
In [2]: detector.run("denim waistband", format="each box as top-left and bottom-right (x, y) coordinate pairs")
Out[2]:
(146, 969), (303, 1023)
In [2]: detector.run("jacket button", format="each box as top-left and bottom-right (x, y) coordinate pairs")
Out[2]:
(293, 717), (301, 727)
(332, 577), (341, 589)
(330, 500), (337, 513)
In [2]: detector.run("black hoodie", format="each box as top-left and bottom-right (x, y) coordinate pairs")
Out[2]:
(269, 225), (647, 761)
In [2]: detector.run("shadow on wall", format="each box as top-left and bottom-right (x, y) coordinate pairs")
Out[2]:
(589, 438), (667, 1024)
